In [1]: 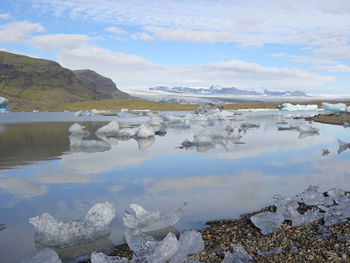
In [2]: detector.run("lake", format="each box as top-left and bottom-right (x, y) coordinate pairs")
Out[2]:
(0, 111), (349, 262)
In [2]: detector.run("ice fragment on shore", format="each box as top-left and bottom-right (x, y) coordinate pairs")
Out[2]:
(123, 203), (186, 232)
(300, 185), (325, 206)
(21, 248), (62, 263)
(273, 195), (299, 220)
(257, 247), (282, 256)
(90, 252), (130, 263)
(95, 121), (120, 137)
(291, 208), (323, 227)
(29, 202), (115, 248)
(250, 212), (284, 235)
(136, 124), (155, 138)
(337, 139), (350, 154)
(170, 230), (204, 263)
(221, 245), (252, 263)
(314, 225), (332, 239)
(327, 186), (348, 204)
(324, 200), (350, 226)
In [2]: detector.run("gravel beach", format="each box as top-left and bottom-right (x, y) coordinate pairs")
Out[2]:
(306, 113), (350, 126)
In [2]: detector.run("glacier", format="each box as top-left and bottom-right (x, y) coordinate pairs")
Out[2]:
(123, 203), (186, 232)
(29, 202), (116, 248)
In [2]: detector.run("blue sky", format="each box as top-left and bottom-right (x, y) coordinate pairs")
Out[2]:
(0, 0), (349, 94)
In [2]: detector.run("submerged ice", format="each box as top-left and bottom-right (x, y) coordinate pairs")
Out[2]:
(123, 203), (186, 232)
(21, 248), (62, 263)
(29, 202), (116, 248)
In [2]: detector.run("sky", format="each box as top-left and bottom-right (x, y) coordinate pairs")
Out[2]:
(0, 0), (349, 94)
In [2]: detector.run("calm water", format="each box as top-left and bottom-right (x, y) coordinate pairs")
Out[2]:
(0, 111), (350, 262)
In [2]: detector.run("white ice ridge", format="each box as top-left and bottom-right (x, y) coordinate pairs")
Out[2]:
(68, 123), (90, 137)
(29, 202), (116, 248)
(123, 203), (186, 232)
(251, 185), (350, 235)
(135, 124), (155, 138)
(278, 103), (318, 111)
(322, 102), (350, 113)
(21, 248), (62, 263)
(95, 121), (120, 137)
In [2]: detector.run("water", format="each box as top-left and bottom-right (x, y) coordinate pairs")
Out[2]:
(0, 111), (350, 262)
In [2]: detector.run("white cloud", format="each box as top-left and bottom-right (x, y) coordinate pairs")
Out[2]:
(131, 32), (153, 41)
(0, 21), (44, 44)
(58, 45), (334, 91)
(0, 177), (47, 198)
(0, 13), (10, 20)
(30, 34), (90, 50)
(105, 26), (127, 35)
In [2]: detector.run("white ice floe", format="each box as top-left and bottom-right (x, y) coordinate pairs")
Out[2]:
(278, 103), (318, 111)
(68, 123), (90, 137)
(29, 202), (116, 248)
(125, 229), (203, 263)
(95, 121), (120, 137)
(135, 124), (155, 138)
(337, 139), (350, 154)
(74, 110), (94, 116)
(118, 109), (137, 118)
(21, 248), (62, 263)
(0, 96), (10, 113)
(321, 102), (349, 113)
(221, 245), (252, 263)
(296, 125), (319, 134)
(123, 203), (186, 232)
(193, 135), (213, 146)
(250, 211), (284, 235)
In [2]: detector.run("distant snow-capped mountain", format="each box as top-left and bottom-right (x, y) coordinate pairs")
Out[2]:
(149, 86), (307, 96)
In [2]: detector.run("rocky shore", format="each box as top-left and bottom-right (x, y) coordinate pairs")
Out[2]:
(306, 113), (350, 126)
(80, 204), (350, 263)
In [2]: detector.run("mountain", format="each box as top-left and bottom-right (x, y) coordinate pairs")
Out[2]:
(150, 85), (261, 95)
(263, 89), (307, 96)
(0, 51), (130, 109)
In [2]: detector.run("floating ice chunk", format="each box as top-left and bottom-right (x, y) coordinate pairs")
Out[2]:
(118, 109), (137, 118)
(300, 185), (325, 206)
(322, 148), (330, 156)
(90, 252), (130, 263)
(0, 96), (10, 113)
(296, 125), (319, 134)
(322, 102), (348, 113)
(95, 121), (120, 137)
(193, 135), (213, 146)
(327, 186), (348, 204)
(21, 248), (62, 263)
(181, 139), (196, 148)
(258, 247), (282, 256)
(123, 203), (186, 232)
(161, 114), (184, 123)
(68, 123), (90, 137)
(70, 138), (111, 153)
(185, 113), (208, 122)
(148, 116), (163, 126)
(0, 224), (5, 231)
(337, 139), (350, 154)
(170, 230), (204, 263)
(206, 109), (233, 120)
(154, 125), (166, 136)
(136, 124), (155, 138)
(74, 110), (93, 116)
(314, 224), (332, 239)
(29, 202), (116, 248)
(240, 122), (259, 130)
(277, 103), (318, 111)
(221, 245), (252, 263)
(250, 212), (284, 235)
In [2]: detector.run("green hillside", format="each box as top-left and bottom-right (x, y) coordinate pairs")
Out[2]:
(0, 51), (130, 110)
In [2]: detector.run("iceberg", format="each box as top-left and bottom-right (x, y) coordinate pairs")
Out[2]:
(118, 109), (137, 118)
(296, 125), (319, 134)
(221, 245), (252, 263)
(135, 124), (155, 138)
(277, 103), (318, 111)
(21, 248), (62, 263)
(74, 110), (94, 116)
(95, 121), (120, 137)
(327, 186), (348, 204)
(29, 202), (116, 248)
(123, 203), (186, 232)
(322, 102), (348, 113)
(250, 211), (284, 235)
(0, 96), (10, 113)
(68, 123), (90, 137)
(337, 139), (350, 154)
(125, 229), (203, 262)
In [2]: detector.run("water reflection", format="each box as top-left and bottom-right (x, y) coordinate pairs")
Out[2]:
(0, 111), (350, 263)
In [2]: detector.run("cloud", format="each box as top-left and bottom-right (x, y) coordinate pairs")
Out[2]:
(58, 45), (334, 90)
(0, 177), (47, 198)
(0, 21), (44, 44)
(105, 26), (127, 35)
(0, 13), (10, 20)
(30, 33), (90, 50)
(131, 32), (153, 41)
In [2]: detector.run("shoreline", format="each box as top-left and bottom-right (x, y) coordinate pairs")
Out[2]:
(79, 204), (350, 263)
(306, 113), (350, 126)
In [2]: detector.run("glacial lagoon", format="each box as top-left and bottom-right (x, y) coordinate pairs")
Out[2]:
(0, 111), (350, 262)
